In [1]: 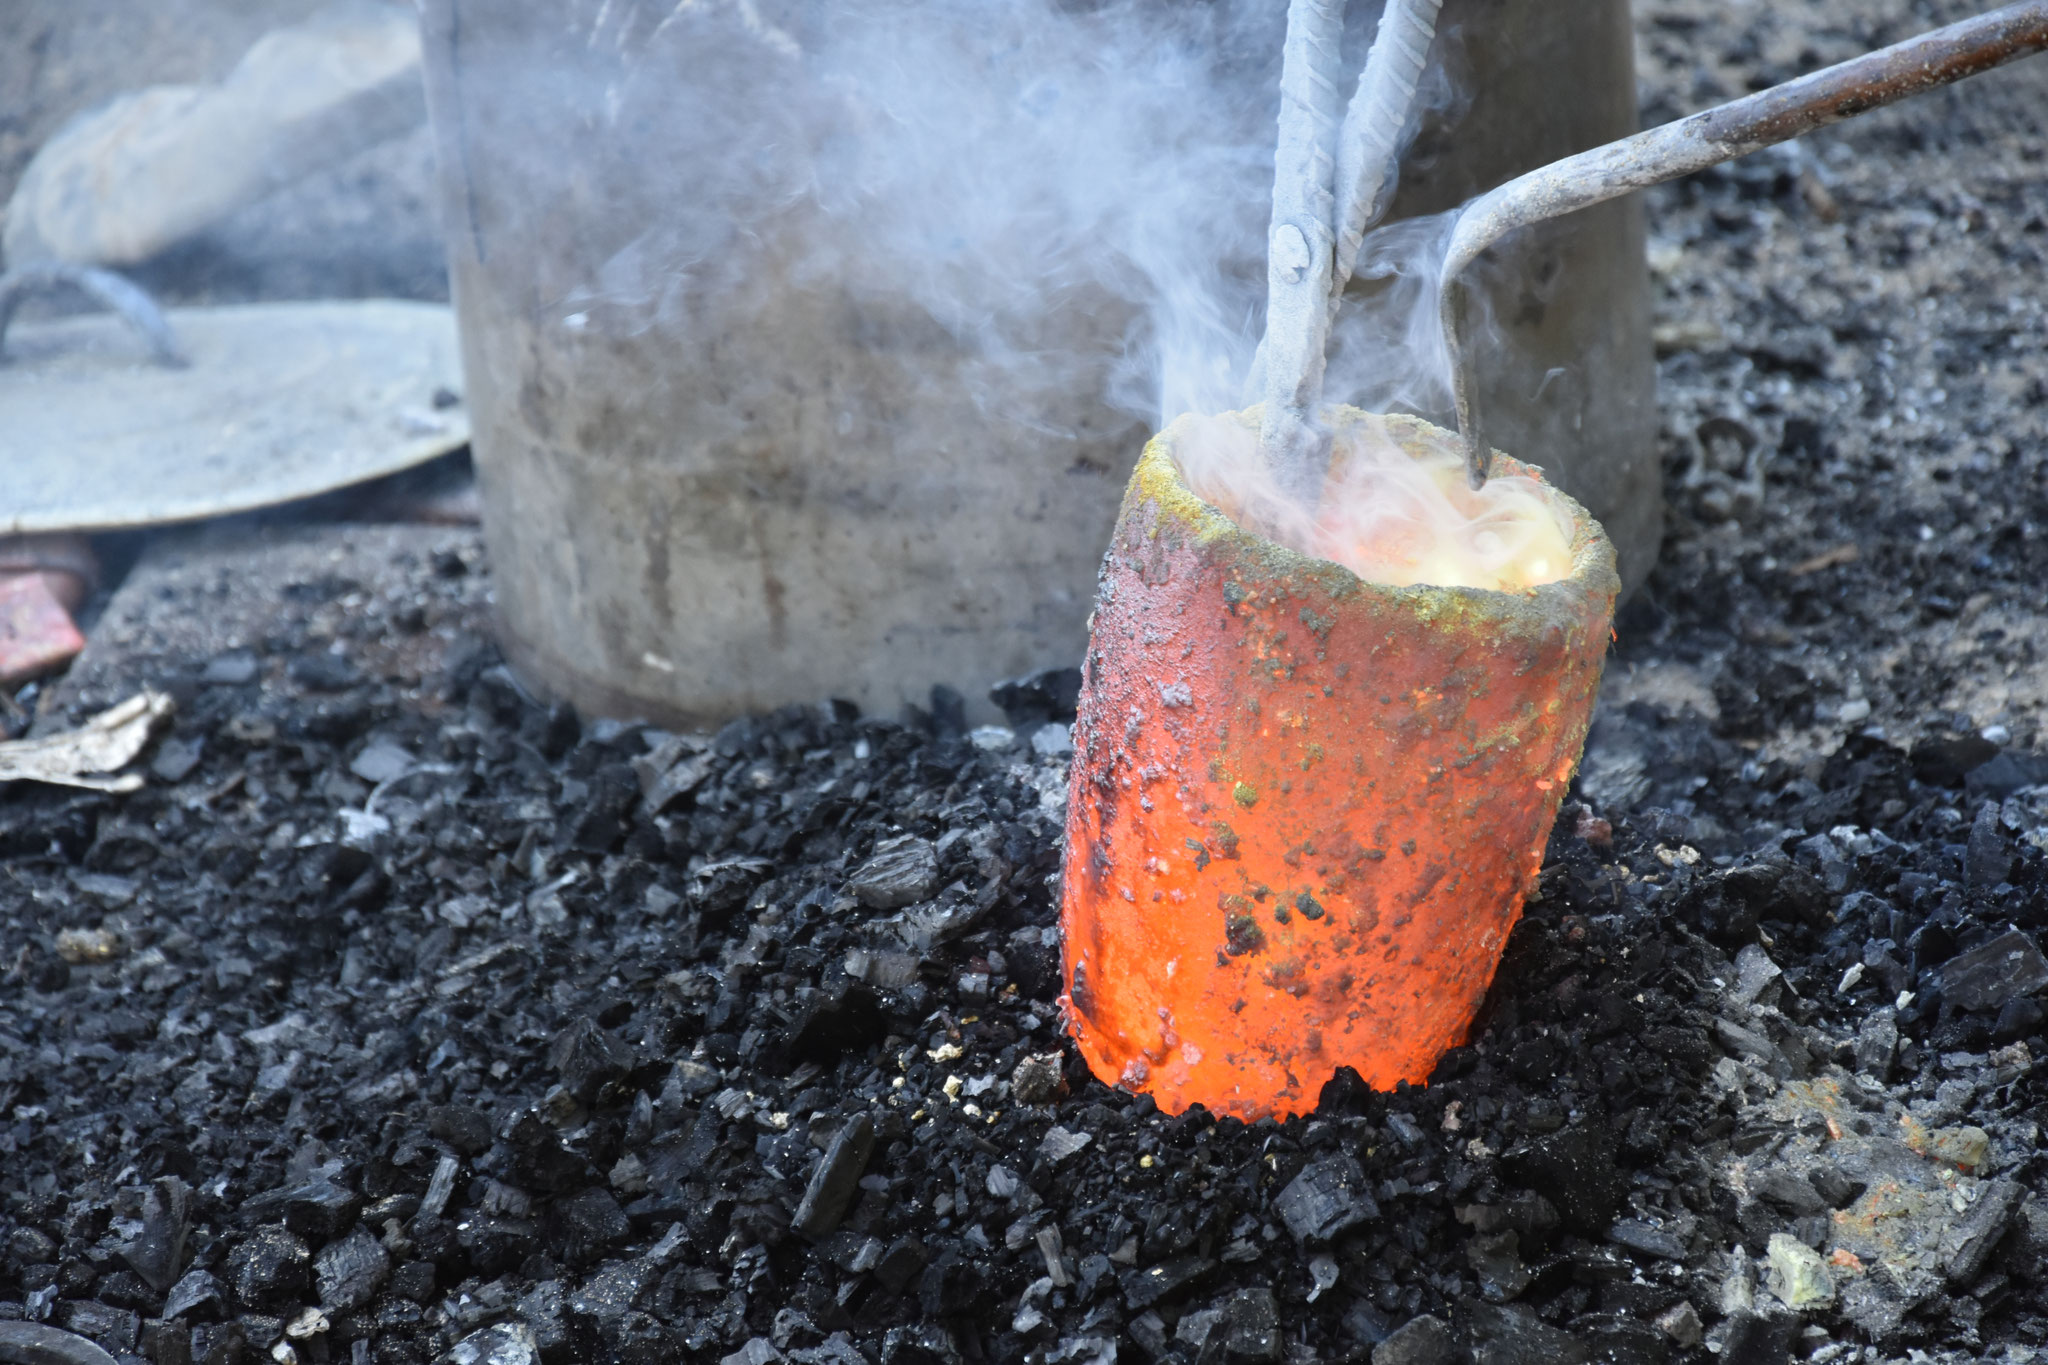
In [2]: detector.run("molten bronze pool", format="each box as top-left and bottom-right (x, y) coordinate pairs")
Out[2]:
(1058, 406), (1619, 1120)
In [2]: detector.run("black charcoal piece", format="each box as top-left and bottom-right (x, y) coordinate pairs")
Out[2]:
(847, 835), (940, 910)
(225, 1227), (310, 1308)
(162, 1270), (224, 1322)
(547, 1017), (636, 1104)
(281, 1181), (360, 1243)
(1500, 1124), (1625, 1234)
(313, 1227), (390, 1311)
(1274, 1154), (1378, 1243)
(1221, 1286), (1281, 1360)
(1967, 802), (2014, 891)
(119, 1177), (190, 1293)
(545, 1188), (630, 1266)
(1120, 1255), (1215, 1311)
(427, 1104), (495, 1156)
(1372, 1315), (1456, 1365)
(793, 1114), (876, 1241)
(1457, 1302), (1591, 1365)
(1941, 929), (2048, 1013)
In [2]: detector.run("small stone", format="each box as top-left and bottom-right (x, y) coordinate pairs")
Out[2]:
(1653, 1302), (1703, 1349)
(1372, 1315), (1455, 1365)
(792, 1114), (876, 1241)
(1011, 1053), (1066, 1106)
(847, 835), (940, 910)
(1275, 1154), (1378, 1243)
(54, 927), (120, 964)
(1941, 928), (2048, 1013)
(151, 736), (204, 783)
(968, 726), (1016, 752)
(1763, 1232), (1833, 1310)
(348, 741), (414, 785)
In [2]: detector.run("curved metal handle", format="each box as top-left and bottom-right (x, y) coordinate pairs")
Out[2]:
(0, 263), (186, 368)
(1445, 0), (2048, 487)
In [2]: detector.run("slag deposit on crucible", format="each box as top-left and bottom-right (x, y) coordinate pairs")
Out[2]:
(1059, 405), (1618, 1120)
(1174, 407), (1575, 593)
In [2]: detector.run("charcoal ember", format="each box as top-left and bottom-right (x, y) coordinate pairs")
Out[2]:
(547, 1018), (636, 1105)
(1682, 859), (1829, 942)
(1940, 929), (2048, 1013)
(989, 667), (1082, 729)
(1855, 1009), (1899, 1078)
(118, 1176), (191, 1293)
(162, 1270), (225, 1322)
(54, 1299), (141, 1354)
(564, 762), (640, 854)
(314, 1227), (391, 1311)
(846, 835), (940, 910)
(1373, 1315), (1456, 1365)
(1966, 801), (2015, 891)
(283, 1179), (361, 1242)
(1275, 1154), (1378, 1243)
(445, 1321), (541, 1365)
(225, 1227), (312, 1308)
(1606, 1221), (1686, 1261)
(1993, 995), (2044, 1043)
(544, 1188), (631, 1267)
(1500, 1123), (1625, 1234)
(792, 1115), (875, 1241)
(1752, 1169), (1826, 1216)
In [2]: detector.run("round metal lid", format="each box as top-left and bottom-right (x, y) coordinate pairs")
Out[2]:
(0, 299), (468, 534)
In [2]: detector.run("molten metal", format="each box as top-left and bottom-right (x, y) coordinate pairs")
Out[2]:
(1058, 407), (1618, 1120)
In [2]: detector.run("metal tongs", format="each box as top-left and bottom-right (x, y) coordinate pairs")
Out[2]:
(1446, 1), (2048, 488)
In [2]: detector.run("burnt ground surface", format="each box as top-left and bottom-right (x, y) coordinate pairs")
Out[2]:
(5, 1), (2048, 1364)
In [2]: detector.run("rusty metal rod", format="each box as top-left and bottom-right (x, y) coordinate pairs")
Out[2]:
(1445, 0), (2048, 487)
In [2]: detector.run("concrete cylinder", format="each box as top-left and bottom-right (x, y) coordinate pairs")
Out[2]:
(418, 0), (1655, 729)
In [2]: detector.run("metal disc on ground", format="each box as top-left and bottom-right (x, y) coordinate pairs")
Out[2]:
(0, 299), (466, 534)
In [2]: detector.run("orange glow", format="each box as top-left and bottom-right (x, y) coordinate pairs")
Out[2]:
(1058, 409), (1619, 1121)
